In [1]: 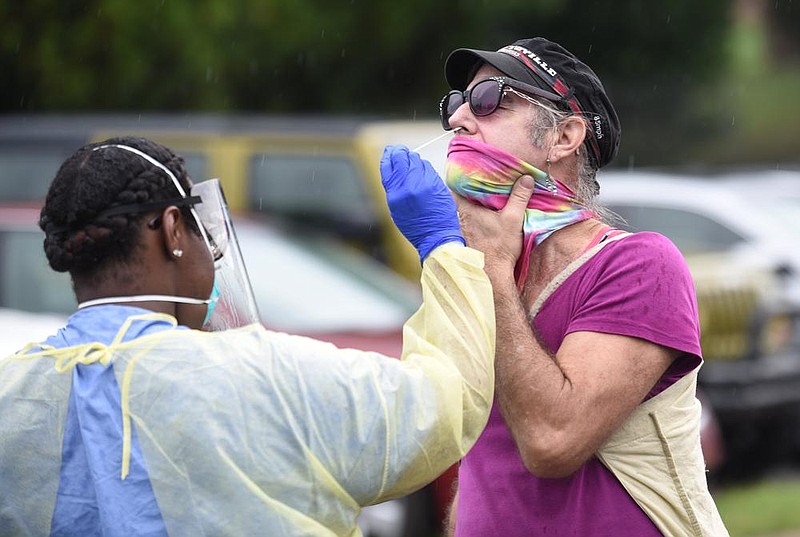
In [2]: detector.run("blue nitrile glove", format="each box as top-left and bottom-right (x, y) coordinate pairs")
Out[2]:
(380, 145), (465, 263)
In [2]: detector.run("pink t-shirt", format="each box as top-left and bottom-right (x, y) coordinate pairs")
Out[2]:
(455, 232), (702, 537)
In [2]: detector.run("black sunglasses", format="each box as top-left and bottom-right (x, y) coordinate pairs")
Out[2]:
(439, 76), (564, 131)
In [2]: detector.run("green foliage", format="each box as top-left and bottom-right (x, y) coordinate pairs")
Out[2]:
(6, 0), (796, 167)
(1, 0), (731, 116)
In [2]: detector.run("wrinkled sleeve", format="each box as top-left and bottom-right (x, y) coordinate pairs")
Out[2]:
(118, 243), (495, 534)
(567, 233), (702, 359)
(266, 242), (496, 505)
(363, 242), (495, 502)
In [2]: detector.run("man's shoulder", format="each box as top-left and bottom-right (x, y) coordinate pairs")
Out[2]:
(601, 230), (685, 262)
(609, 229), (676, 249)
(585, 231), (691, 284)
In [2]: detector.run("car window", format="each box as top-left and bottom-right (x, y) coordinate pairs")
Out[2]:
(0, 230), (75, 314)
(235, 222), (419, 333)
(247, 154), (375, 228)
(0, 147), (71, 201)
(0, 144), (208, 202)
(0, 213), (420, 332)
(180, 152), (208, 185)
(608, 204), (746, 254)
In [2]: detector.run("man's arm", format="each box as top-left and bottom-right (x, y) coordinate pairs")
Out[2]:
(490, 271), (675, 477)
(455, 178), (676, 478)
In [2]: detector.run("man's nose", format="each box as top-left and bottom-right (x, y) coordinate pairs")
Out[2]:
(447, 100), (475, 133)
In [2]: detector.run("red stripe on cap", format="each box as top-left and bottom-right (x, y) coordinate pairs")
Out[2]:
(503, 48), (582, 112)
(501, 46), (604, 167)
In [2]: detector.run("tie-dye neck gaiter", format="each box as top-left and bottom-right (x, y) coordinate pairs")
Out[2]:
(445, 136), (596, 289)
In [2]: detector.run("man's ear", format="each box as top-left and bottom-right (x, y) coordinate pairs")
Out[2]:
(549, 117), (587, 163)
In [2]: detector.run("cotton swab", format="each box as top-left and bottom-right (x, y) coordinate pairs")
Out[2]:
(412, 128), (461, 152)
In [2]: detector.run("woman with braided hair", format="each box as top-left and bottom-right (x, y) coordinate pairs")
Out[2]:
(40, 137), (218, 328)
(0, 136), (514, 536)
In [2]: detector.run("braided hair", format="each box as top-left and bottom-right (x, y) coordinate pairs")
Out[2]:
(39, 136), (198, 278)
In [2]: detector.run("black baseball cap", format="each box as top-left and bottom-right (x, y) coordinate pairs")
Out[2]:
(445, 37), (621, 170)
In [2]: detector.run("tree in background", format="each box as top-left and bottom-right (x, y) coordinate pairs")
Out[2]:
(1, 0), (796, 167)
(0, 0), (472, 113)
(470, 0), (733, 167)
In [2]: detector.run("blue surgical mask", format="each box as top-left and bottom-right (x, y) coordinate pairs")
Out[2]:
(204, 277), (221, 326)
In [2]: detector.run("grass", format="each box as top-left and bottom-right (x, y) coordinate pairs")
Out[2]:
(715, 476), (800, 537)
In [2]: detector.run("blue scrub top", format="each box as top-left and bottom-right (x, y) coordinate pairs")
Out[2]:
(44, 306), (187, 537)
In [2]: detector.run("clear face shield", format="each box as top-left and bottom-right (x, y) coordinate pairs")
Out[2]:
(77, 144), (260, 331)
(190, 179), (260, 331)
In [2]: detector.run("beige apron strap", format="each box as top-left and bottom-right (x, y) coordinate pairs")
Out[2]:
(528, 232), (631, 320)
(596, 370), (729, 536)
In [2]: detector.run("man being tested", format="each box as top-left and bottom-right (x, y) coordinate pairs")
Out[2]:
(427, 37), (727, 536)
(0, 136), (525, 536)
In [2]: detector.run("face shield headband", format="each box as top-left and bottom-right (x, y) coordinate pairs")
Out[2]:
(77, 144), (260, 331)
(90, 144), (216, 252)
